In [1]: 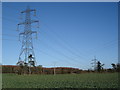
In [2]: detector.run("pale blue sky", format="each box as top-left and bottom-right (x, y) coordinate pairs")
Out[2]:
(2, 2), (118, 70)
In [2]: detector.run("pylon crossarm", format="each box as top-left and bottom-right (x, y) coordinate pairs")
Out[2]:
(30, 20), (39, 24)
(18, 20), (38, 26)
(18, 22), (26, 26)
(21, 9), (36, 14)
(19, 32), (25, 35)
(31, 31), (37, 33)
(31, 31), (37, 39)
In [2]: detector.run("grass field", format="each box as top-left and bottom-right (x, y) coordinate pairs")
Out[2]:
(2, 73), (118, 88)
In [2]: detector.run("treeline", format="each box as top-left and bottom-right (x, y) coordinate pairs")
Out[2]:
(2, 65), (82, 75)
(90, 61), (120, 73)
(2, 63), (120, 75)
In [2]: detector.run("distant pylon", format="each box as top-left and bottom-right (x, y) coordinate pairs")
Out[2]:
(17, 6), (39, 67)
(91, 56), (97, 71)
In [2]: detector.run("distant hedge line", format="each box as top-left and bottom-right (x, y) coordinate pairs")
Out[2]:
(2, 65), (82, 74)
(2, 65), (119, 75)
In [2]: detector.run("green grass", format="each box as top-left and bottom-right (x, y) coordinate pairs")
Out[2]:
(2, 73), (118, 88)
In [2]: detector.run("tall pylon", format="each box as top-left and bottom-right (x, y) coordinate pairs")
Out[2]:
(17, 6), (39, 67)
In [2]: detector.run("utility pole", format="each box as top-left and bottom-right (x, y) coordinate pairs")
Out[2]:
(53, 62), (57, 75)
(17, 6), (39, 69)
(91, 56), (97, 71)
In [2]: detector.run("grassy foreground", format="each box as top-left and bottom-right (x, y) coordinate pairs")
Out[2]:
(2, 73), (118, 88)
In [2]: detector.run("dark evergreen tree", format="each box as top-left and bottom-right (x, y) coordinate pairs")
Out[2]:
(111, 63), (117, 71)
(96, 61), (104, 72)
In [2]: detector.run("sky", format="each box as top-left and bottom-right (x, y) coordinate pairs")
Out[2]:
(2, 2), (118, 70)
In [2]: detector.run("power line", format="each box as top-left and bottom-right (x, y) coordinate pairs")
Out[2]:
(1, 16), (88, 65)
(1, 33), (89, 68)
(1, 33), (87, 68)
(1, 24), (117, 68)
(35, 18), (118, 67)
(2, 37), (79, 68)
(36, 16), (88, 60)
(0, 34), (18, 37)
(2, 5), (117, 69)
(1, 33), (116, 69)
(0, 38), (19, 41)
(2, 5), (89, 61)
(0, 16), (18, 23)
(34, 47), (75, 66)
(1, 23), (118, 60)
(2, 7), (117, 63)
(89, 41), (118, 57)
(36, 37), (88, 65)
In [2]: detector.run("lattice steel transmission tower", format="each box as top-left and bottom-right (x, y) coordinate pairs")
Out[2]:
(17, 6), (39, 67)
(91, 56), (97, 71)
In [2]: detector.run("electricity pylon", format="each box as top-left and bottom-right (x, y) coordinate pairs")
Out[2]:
(17, 6), (39, 67)
(91, 56), (97, 71)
